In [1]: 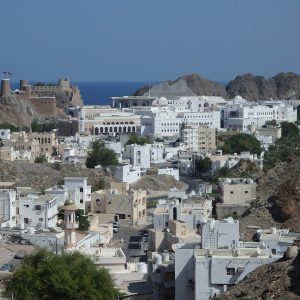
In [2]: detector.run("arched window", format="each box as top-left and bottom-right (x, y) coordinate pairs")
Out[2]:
(119, 126), (122, 132)
(105, 127), (108, 133)
(114, 127), (117, 132)
(132, 126), (136, 132)
(100, 127), (103, 133)
(128, 127), (131, 132)
(109, 127), (113, 132)
(94, 127), (99, 135)
(123, 126), (127, 133)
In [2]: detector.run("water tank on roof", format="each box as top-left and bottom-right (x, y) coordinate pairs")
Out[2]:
(154, 254), (162, 265)
(271, 227), (277, 235)
(27, 227), (35, 234)
(137, 262), (147, 273)
(162, 252), (169, 263)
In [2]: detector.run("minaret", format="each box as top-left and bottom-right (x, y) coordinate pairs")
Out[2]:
(63, 204), (78, 249)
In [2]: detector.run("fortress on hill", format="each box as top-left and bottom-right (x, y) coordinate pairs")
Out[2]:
(0, 78), (83, 119)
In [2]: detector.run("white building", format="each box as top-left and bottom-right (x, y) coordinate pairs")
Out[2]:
(134, 103), (221, 139)
(64, 177), (91, 213)
(19, 194), (58, 229)
(180, 124), (218, 152)
(218, 178), (257, 205)
(157, 168), (179, 181)
(0, 129), (11, 140)
(123, 144), (151, 169)
(44, 186), (69, 208)
(223, 101), (297, 131)
(0, 183), (17, 228)
(175, 217), (285, 300)
(111, 164), (141, 184)
(153, 197), (212, 231)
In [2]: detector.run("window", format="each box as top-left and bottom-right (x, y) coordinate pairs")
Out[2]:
(24, 218), (29, 224)
(272, 248), (277, 255)
(230, 191), (234, 194)
(245, 191), (249, 193)
(35, 205), (42, 210)
(80, 187), (83, 192)
(39, 218), (43, 221)
(226, 268), (235, 275)
(80, 199), (83, 203)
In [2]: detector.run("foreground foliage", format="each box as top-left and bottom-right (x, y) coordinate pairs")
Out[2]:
(3, 249), (117, 300)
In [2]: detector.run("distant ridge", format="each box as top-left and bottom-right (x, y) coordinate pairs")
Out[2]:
(133, 72), (300, 101)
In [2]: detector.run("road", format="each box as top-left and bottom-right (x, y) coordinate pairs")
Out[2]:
(111, 225), (148, 263)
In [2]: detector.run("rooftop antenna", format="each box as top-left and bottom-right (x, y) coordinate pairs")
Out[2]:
(148, 81), (151, 97)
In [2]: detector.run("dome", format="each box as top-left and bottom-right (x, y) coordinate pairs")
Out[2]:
(234, 95), (243, 100)
(152, 97), (168, 106)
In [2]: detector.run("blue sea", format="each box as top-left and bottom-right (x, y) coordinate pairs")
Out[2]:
(74, 81), (150, 106)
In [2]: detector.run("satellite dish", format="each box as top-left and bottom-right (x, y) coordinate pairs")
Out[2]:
(35, 223), (43, 231)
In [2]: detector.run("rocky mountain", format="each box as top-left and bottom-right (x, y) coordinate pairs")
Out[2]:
(134, 72), (300, 100)
(226, 72), (300, 100)
(133, 74), (227, 98)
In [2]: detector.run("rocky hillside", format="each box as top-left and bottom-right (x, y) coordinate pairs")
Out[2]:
(134, 72), (300, 100)
(0, 95), (39, 128)
(0, 161), (110, 192)
(217, 249), (300, 300)
(133, 74), (227, 98)
(226, 72), (300, 100)
(230, 153), (300, 240)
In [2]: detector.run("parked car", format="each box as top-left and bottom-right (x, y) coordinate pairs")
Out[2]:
(0, 264), (13, 272)
(113, 221), (120, 228)
(113, 224), (119, 233)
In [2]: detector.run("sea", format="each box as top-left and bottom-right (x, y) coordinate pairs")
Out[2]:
(73, 81), (150, 106)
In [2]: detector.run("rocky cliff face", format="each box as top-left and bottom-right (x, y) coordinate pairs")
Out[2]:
(0, 95), (39, 128)
(134, 72), (300, 100)
(133, 74), (227, 98)
(226, 72), (300, 100)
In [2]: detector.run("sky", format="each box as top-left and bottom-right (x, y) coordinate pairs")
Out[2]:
(0, 0), (299, 82)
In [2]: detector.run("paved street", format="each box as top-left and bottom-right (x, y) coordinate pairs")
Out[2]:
(110, 225), (148, 263)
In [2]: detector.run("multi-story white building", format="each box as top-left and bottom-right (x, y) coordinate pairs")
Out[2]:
(64, 177), (91, 213)
(0, 183), (17, 228)
(123, 144), (151, 169)
(222, 101), (297, 131)
(153, 197), (212, 231)
(134, 103), (221, 138)
(19, 194), (58, 229)
(180, 124), (218, 152)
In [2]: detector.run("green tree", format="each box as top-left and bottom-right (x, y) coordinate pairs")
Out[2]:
(86, 141), (118, 168)
(281, 121), (299, 138)
(34, 155), (47, 163)
(221, 133), (261, 155)
(3, 249), (118, 300)
(125, 134), (152, 146)
(76, 209), (90, 231)
(195, 157), (212, 175)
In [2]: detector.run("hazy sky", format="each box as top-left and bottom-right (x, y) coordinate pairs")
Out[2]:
(1, 0), (299, 82)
